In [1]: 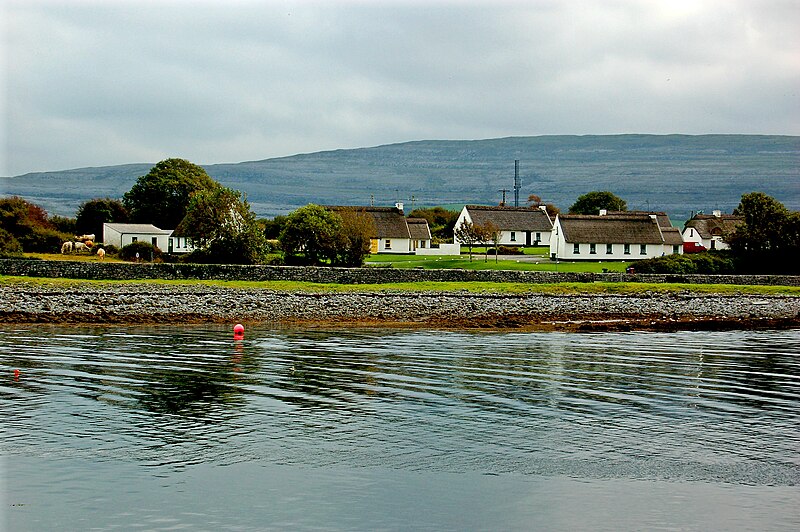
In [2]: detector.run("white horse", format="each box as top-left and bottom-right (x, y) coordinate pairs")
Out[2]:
(96, 247), (106, 260)
(74, 241), (88, 252)
(75, 233), (95, 242)
(60, 241), (73, 254)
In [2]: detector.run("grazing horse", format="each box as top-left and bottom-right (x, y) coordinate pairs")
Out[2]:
(75, 233), (95, 242)
(60, 241), (73, 254)
(96, 247), (106, 260)
(74, 241), (88, 252)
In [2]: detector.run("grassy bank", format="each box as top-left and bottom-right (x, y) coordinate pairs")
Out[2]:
(3, 275), (799, 296)
(364, 254), (631, 272)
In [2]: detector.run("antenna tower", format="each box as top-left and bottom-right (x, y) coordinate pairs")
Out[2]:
(513, 160), (521, 207)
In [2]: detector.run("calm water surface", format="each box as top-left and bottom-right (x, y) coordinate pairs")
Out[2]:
(1, 326), (799, 530)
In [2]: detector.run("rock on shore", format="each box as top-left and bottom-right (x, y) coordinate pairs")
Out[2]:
(2, 284), (799, 331)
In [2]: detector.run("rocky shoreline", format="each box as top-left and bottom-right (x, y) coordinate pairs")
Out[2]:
(2, 283), (799, 332)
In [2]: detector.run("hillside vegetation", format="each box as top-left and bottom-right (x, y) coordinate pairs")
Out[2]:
(3, 135), (798, 222)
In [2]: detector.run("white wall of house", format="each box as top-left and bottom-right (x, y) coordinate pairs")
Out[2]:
(682, 227), (729, 250)
(416, 243), (461, 256)
(371, 238), (414, 254)
(168, 236), (196, 254)
(103, 225), (171, 251)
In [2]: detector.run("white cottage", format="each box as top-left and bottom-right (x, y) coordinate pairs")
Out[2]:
(550, 213), (683, 261)
(102, 223), (172, 251)
(328, 203), (432, 254)
(682, 211), (742, 251)
(455, 205), (553, 247)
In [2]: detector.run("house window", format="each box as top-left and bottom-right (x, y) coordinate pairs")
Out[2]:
(589, 243), (596, 254)
(624, 244), (631, 255)
(419, 240), (426, 248)
(152, 237), (158, 247)
(535, 232), (541, 242)
(573, 243), (580, 254)
(640, 244), (647, 255)
(385, 239), (391, 250)
(132, 237), (138, 243)
(673, 245), (679, 254)
(690, 228), (694, 237)
(510, 232), (516, 242)
(606, 243), (613, 254)
(711, 240), (716, 250)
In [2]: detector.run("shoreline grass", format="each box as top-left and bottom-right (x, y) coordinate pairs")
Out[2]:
(2, 275), (798, 296)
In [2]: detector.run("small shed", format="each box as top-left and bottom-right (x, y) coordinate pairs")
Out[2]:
(102, 223), (172, 251)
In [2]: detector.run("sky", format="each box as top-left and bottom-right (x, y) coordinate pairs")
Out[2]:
(2, 0), (799, 176)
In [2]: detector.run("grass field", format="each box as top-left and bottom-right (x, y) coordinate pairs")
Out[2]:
(364, 254), (631, 272)
(2, 275), (798, 296)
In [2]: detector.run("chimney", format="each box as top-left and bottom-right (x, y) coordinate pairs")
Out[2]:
(395, 202), (404, 213)
(599, 209), (607, 216)
(712, 210), (721, 217)
(649, 214), (658, 223)
(538, 205), (548, 213)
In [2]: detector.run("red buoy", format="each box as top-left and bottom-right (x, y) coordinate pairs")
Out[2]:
(233, 323), (244, 339)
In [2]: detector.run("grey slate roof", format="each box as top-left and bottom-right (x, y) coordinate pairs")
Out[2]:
(683, 214), (743, 238)
(465, 205), (553, 231)
(558, 214), (666, 244)
(104, 223), (172, 235)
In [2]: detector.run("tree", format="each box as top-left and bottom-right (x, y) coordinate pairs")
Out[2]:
(728, 192), (799, 272)
(123, 158), (219, 229)
(569, 191), (627, 215)
(331, 208), (376, 267)
(408, 207), (459, 243)
(527, 194), (560, 218)
(481, 221), (501, 263)
(0, 196), (69, 252)
(278, 204), (343, 265)
(454, 220), (481, 261)
(76, 198), (129, 241)
(177, 186), (268, 264)
(262, 215), (288, 239)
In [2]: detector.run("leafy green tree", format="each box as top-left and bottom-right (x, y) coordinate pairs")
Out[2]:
(123, 158), (219, 229)
(76, 198), (129, 241)
(331, 208), (376, 267)
(50, 215), (77, 235)
(569, 191), (627, 215)
(279, 204), (343, 265)
(408, 207), (459, 243)
(0, 227), (23, 256)
(262, 215), (288, 239)
(728, 192), (799, 272)
(0, 196), (69, 252)
(178, 186), (268, 264)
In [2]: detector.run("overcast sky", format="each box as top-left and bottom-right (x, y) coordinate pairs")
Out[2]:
(2, 0), (798, 176)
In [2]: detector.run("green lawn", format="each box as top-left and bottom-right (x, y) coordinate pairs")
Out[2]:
(364, 253), (631, 272)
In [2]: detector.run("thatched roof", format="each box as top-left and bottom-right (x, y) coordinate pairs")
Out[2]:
(557, 214), (666, 244)
(465, 205), (553, 231)
(328, 206), (412, 239)
(660, 227), (684, 246)
(604, 210), (672, 228)
(407, 218), (432, 240)
(684, 214), (743, 239)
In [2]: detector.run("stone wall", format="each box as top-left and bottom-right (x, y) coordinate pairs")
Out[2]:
(1, 258), (798, 286)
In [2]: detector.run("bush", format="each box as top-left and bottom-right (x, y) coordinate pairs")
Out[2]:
(497, 246), (523, 255)
(0, 227), (23, 256)
(635, 252), (736, 274)
(119, 241), (161, 262)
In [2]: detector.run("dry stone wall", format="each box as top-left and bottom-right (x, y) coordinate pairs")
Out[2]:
(1, 258), (798, 286)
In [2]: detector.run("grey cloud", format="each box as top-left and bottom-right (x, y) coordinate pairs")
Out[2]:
(3, 0), (799, 176)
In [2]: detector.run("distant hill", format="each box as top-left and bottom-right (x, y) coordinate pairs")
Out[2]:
(2, 134), (798, 223)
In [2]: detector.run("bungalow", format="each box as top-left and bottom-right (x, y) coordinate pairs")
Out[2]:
(102, 223), (172, 251)
(454, 205), (553, 247)
(549, 212), (684, 261)
(683, 211), (743, 251)
(329, 203), (432, 254)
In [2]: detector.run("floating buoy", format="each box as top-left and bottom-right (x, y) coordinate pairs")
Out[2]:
(233, 323), (244, 339)
(14, 369), (20, 381)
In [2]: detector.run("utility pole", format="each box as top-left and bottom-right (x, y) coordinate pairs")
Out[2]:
(513, 160), (521, 207)
(498, 189), (509, 205)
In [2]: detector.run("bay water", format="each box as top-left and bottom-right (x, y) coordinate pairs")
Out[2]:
(2, 326), (798, 530)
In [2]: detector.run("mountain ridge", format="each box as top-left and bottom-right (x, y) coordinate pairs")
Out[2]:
(3, 134), (798, 223)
